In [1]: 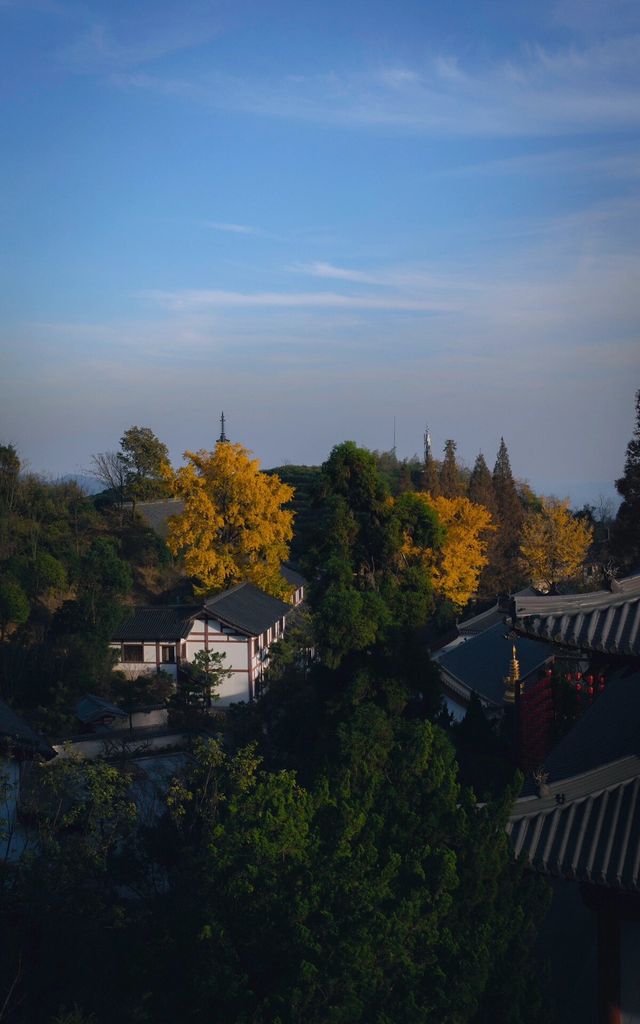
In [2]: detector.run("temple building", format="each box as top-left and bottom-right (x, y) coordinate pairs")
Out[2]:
(507, 572), (640, 1024)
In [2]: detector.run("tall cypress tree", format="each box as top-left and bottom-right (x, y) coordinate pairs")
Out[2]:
(469, 452), (496, 513)
(489, 438), (524, 593)
(612, 389), (640, 569)
(422, 458), (441, 496)
(439, 439), (461, 498)
(493, 438), (521, 525)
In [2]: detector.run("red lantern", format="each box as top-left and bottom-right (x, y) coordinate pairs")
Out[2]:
(586, 674), (594, 685)
(565, 673), (573, 683)
(588, 686), (595, 698)
(576, 683), (583, 692)
(575, 672), (582, 681)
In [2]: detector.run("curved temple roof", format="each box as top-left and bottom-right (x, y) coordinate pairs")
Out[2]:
(511, 573), (640, 656)
(508, 756), (640, 892)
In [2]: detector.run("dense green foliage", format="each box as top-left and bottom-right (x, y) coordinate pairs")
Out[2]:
(266, 464), (323, 561)
(0, 430), (572, 1023)
(1, 704), (551, 1024)
(0, 449), (177, 732)
(306, 442), (443, 667)
(91, 425), (170, 516)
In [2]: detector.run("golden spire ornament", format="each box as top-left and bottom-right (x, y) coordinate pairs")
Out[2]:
(504, 638), (520, 705)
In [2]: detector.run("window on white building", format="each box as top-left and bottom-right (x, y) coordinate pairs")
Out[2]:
(122, 643), (144, 663)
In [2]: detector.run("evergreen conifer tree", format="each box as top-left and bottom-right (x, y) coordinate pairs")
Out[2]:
(439, 439), (461, 498)
(489, 438), (524, 593)
(612, 389), (640, 569)
(422, 458), (441, 496)
(469, 452), (496, 513)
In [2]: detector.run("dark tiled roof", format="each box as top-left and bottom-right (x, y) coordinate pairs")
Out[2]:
(457, 589), (537, 638)
(75, 694), (128, 724)
(435, 622), (555, 706)
(112, 606), (196, 641)
(281, 563), (307, 589)
(0, 699), (56, 759)
(511, 573), (640, 656)
(508, 757), (640, 891)
(523, 667), (640, 792)
(205, 583), (292, 636)
(457, 604), (505, 637)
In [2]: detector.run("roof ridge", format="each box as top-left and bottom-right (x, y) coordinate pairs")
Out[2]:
(205, 581), (251, 606)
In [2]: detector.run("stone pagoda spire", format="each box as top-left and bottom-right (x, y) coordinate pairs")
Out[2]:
(217, 411), (229, 444)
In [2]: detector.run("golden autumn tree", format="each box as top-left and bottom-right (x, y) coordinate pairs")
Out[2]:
(400, 494), (493, 611)
(428, 495), (494, 609)
(520, 497), (593, 591)
(162, 442), (294, 599)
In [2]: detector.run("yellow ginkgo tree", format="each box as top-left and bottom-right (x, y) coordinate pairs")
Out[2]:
(162, 442), (294, 598)
(519, 497), (593, 591)
(399, 493), (494, 611)
(427, 495), (494, 610)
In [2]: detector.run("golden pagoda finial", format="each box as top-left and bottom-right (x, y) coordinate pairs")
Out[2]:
(504, 636), (520, 704)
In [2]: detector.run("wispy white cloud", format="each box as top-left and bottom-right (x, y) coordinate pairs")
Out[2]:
(291, 260), (484, 293)
(291, 261), (380, 285)
(57, 10), (220, 74)
(140, 288), (454, 314)
(114, 35), (640, 136)
(205, 221), (260, 235)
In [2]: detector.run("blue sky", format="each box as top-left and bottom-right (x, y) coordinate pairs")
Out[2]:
(1, 0), (639, 504)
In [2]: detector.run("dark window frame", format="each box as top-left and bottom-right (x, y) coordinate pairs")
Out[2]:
(122, 643), (144, 663)
(161, 644), (175, 664)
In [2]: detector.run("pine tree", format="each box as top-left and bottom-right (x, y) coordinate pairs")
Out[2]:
(612, 389), (640, 569)
(493, 438), (522, 528)
(422, 458), (441, 496)
(489, 438), (524, 594)
(469, 452), (496, 513)
(439, 439), (461, 498)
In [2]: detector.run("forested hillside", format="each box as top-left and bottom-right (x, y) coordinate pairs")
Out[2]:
(2, 401), (633, 1023)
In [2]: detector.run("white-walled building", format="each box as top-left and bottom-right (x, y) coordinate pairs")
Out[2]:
(111, 582), (298, 705)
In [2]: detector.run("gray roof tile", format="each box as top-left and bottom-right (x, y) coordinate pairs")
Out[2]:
(511, 573), (640, 656)
(508, 759), (640, 891)
(204, 583), (292, 636)
(435, 622), (555, 706)
(112, 606), (196, 642)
